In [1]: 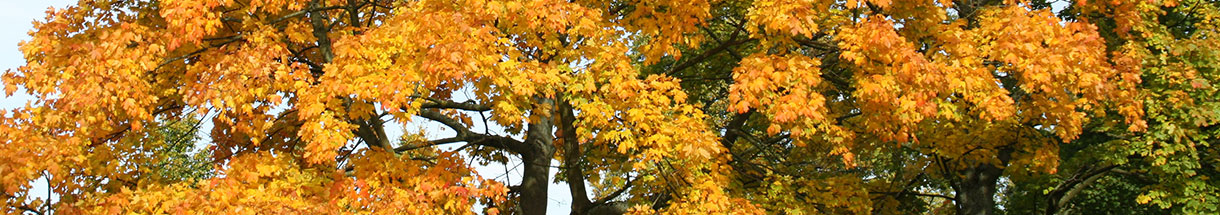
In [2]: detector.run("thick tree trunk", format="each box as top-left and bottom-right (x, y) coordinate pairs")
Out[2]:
(957, 163), (1003, 215)
(520, 149), (554, 215)
(519, 97), (556, 215)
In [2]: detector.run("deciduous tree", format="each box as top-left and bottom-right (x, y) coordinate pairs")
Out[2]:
(3, 0), (1216, 214)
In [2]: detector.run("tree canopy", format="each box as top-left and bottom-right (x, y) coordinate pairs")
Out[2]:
(2, 0), (1217, 214)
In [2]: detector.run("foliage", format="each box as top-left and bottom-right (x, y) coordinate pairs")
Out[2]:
(149, 119), (214, 184)
(1, 0), (1217, 214)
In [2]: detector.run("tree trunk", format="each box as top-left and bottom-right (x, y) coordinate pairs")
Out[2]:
(957, 163), (1003, 215)
(518, 97), (556, 215)
(519, 149), (554, 215)
(557, 95), (595, 214)
(586, 202), (629, 215)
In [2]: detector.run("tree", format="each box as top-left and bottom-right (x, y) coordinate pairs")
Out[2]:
(1003, 1), (1220, 214)
(2, 0), (1216, 214)
(710, 0), (1145, 214)
(3, 0), (744, 214)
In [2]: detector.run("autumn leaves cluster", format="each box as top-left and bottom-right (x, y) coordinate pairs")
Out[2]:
(3, 0), (1219, 214)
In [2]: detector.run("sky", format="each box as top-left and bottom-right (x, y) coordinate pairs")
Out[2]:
(0, 1), (576, 214)
(0, 0), (76, 110)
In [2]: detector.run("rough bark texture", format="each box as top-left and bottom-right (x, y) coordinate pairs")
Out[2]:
(586, 202), (629, 215)
(958, 163), (1003, 215)
(519, 97), (556, 215)
(520, 149), (554, 215)
(954, 143), (1013, 215)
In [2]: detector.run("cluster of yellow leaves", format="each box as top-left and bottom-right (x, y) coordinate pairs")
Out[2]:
(753, 174), (872, 214)
(3, 0), (770, 213)
(730, 55), (826, 126)
(296, 0), (506, 162)
(746, 0), (833, 38)
(160, 0), (226, 49)
(3, 0), (1178, 213)
(836, 5), (1142, 142)
(727, 54), (855, 164)
(1, 3), (181, 210)
(601, 0), (712, 64)
(571, 71), (760, 213)
(974, 6), (1144, 138)
(729, 0), (1148, 188)
(64, 151), (505, 214)
(839, 16), (966, 143)
(1, 0), (508, 212)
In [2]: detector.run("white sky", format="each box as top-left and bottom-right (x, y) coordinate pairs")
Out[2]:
(0, 1), (574, 214)
(0, 0), (75, 110)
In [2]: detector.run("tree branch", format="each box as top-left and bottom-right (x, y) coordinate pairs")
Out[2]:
(308, 0), (336, 63)
(869, 191), (956, 201)
(421, 99), (492, 111)
(1044, 164), (1120, 215)
(270, 6), (345, 24)
(591, 176), (638, 207)
(558, 94), (593, 212)
(666, 32), (753, 75)
(416, 110), (527, 154)
(1, 193), (45, 215)
(720, 110), (753, 150)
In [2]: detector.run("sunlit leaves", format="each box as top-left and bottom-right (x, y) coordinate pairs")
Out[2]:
(4, 0), (1216, 214)
(727, 53), (855, 164)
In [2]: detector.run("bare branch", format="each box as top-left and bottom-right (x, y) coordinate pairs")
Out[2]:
(416, 110), (527, 154)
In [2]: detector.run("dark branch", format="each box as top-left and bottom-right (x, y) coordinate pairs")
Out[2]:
(870, 191), (956, 201)
(415, 110), (528, 154)
(308, 0), (336, 63)
(667, 36), (754, 75)
(270, 5), (345, 24)
(421, 99), (492, 111)
(590, 176), (639, 207)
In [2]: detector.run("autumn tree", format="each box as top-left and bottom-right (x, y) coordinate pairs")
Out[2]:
(2, 0), (1217, 214)
(3, 0), (749, 214)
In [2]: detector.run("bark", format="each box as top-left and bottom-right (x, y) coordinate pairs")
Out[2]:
(957, 163), (1003, 215)
(954, 145), (1012, 215)
(307, 0), (334, 62)
(719, 111), (753, 150)
(558, 96), (594, 214)
(519, 148), (554, 215)
(518, 97), (556, 215)
(352, 111), (393, 151)
(586, 202), (629, 215)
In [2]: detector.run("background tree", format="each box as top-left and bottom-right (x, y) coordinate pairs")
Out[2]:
(1004, 0), (1220, 214)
